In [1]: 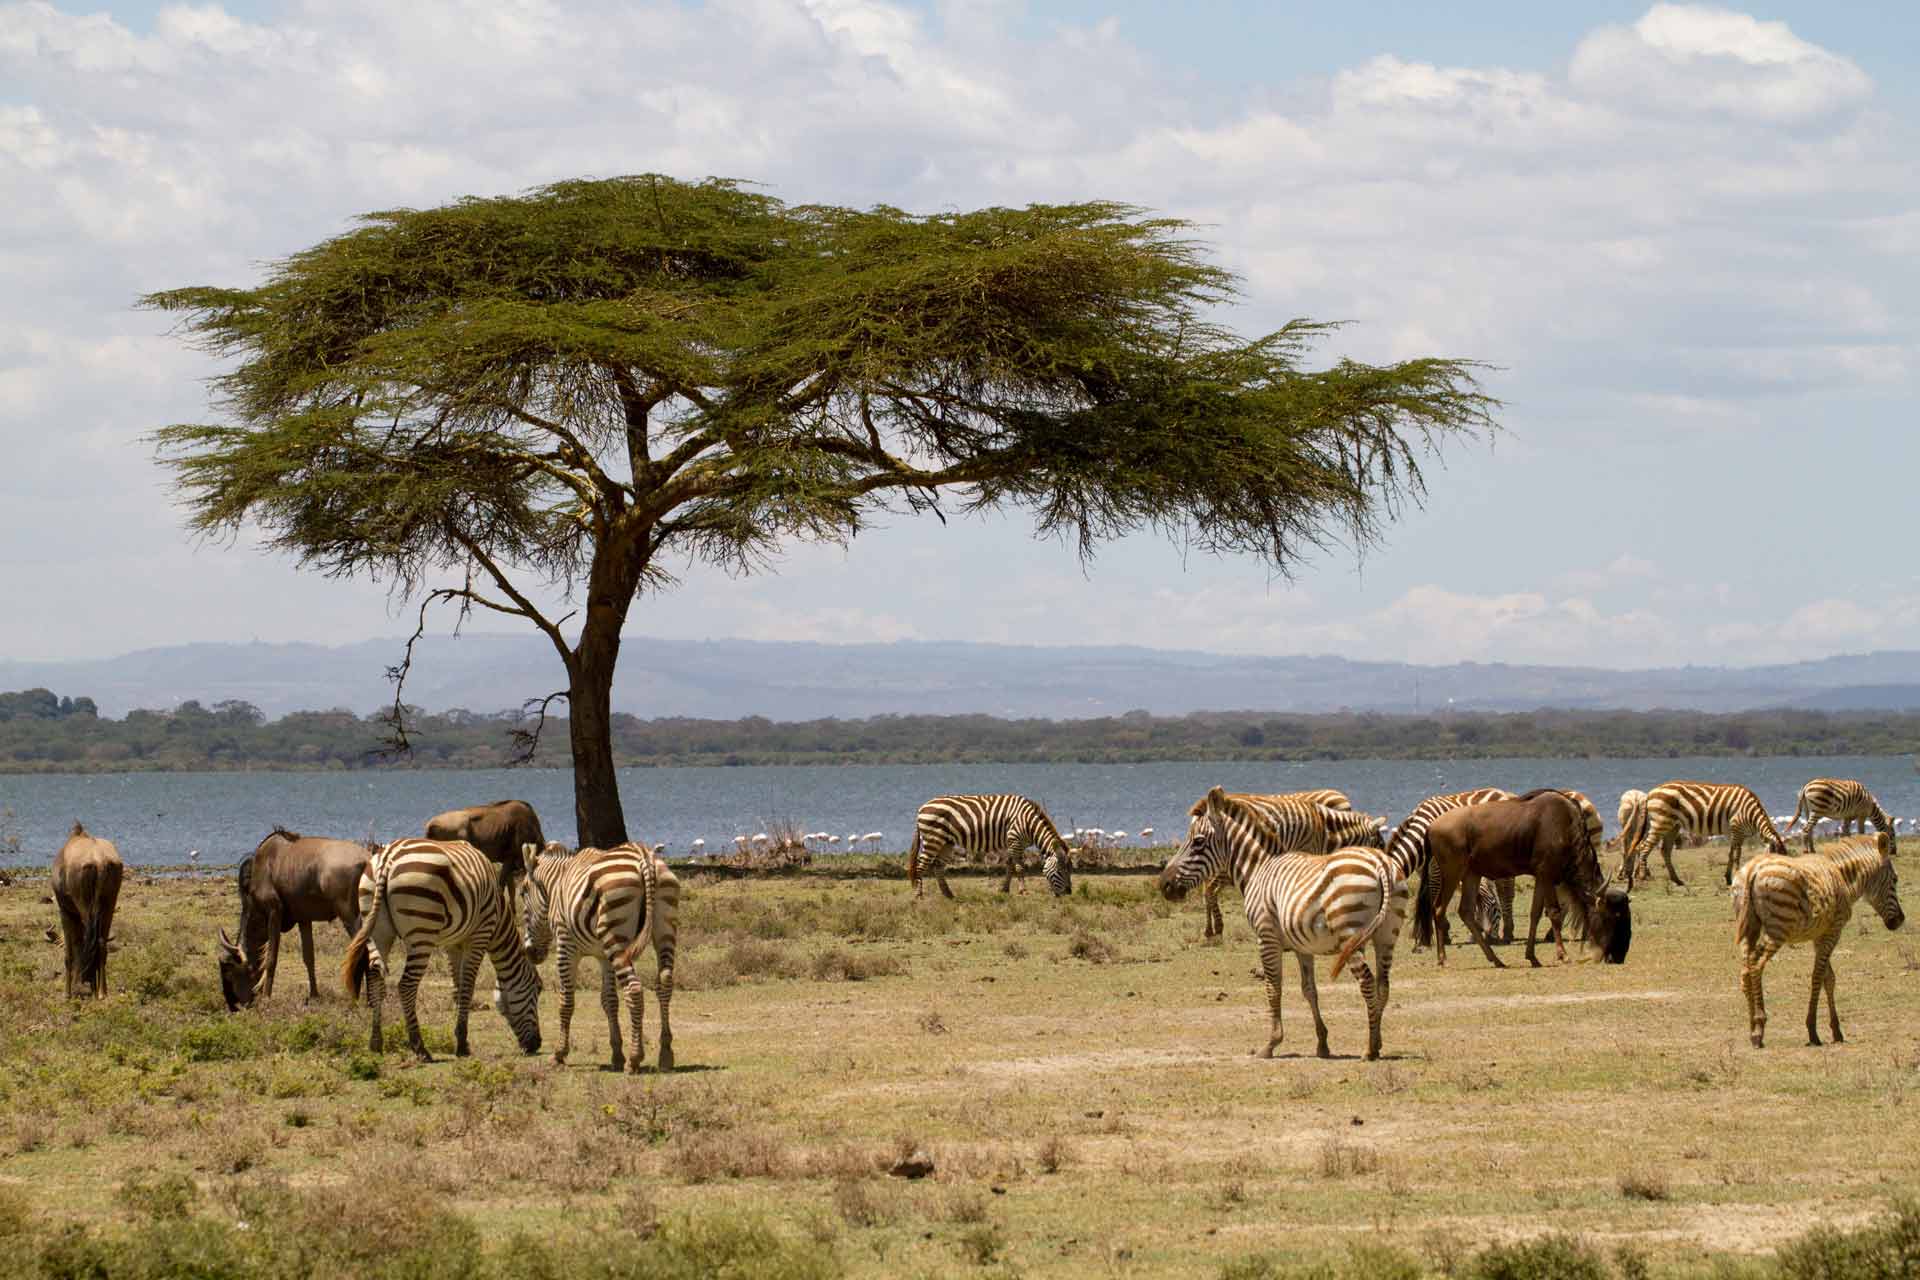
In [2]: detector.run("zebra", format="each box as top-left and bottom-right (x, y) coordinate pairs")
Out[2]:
(1195, 795), (1385, 939)
(1625, 781), (1787, 888)
(1392, 788), (1514, 948)
(520, 841), (679, 1073)
(1733, 832), (1903, 1048)
(1159, 786), (1404, 1060)
(341, 837), (542, 1061)
(908, 795), (1072, 899)
(1784, 779), (1896, 854)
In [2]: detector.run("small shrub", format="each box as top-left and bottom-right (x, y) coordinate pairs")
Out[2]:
(1315, 1136), (1380, 1180)
(1617, 1166), (1671, 1202)
(179, 1019), (267, 1063)
(832, 1178), (890, 1228)
(118, 1170), (199, 1221)
(956, 1222), (1005, 1266)
(1035, 1134), (1071, 1174)
(1002, 940), (1028, 960)
(343, 1052), (381, 1081)
(674, 1128), (793, 1182)
(919, 1009), (948, 1035)
(945, 1189), (989, 1224)
(810, 947), (904, 982)
(1462, 1234), (1610, 1280)
(1067, 931), (1114, 963)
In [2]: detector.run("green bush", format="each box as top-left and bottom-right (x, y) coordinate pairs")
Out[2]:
(1462, 1235), (1611, 1280)
(178, 1019), (268, 1063)
(1777, 1199), (1920, 1280)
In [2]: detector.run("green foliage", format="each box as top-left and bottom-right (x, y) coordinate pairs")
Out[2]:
(178, 1019), (269, 1063)
(1776, 1198), (1920, 1279)
(1462, 1236), (1613, 1280)
(3, 695), (1917, 772)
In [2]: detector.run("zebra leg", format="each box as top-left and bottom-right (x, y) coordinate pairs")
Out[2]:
(1255, 933), (1287, 1058)
(1203, 881), (1223, 941)
(450, 946), (483, 1058)
(601, 956), (628, 1072)
(1808, 930), (1842, 1046)
(397, 949), (434, 1061)
(1459, 872), (1505, 969)
(1740, 939), (1779, 1048)
(1496, 878), (1516, 944)
(554, 939), (579, 1065)
(934, 850), (955, 900)
(1660, 832), (1684, 889)
(654, 937), (675, 1073)
(1725, 833), (1745, 887)
(1347, 956), (1382, 1061)
(1296, 955), (1331, 1059)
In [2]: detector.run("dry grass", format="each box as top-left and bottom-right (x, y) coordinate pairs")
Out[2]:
(3, 847), (1920, 1277)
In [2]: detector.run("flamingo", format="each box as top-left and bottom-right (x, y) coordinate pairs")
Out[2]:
(691, 838), (706, 855)
(1139, 827), (1154, 842)
(862, 832), (883, 851)
(752, 832), (770, 846)
(187, 849), (200, 864)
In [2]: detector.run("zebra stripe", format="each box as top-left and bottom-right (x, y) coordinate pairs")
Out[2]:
(1785, 779), (1896, 853)
(1160, 787), (1404, 1060)
(1194, 795), (1385, 939)
(1733, 833), (1904, 1048)
(522, 842), (679, 1073)
(1625, 781), (1786, 888)
(342, 837), (542, 1061)
(908, 795), (1072, 899)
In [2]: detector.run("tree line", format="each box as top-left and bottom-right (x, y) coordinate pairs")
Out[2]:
(0, 690), (1914, 772)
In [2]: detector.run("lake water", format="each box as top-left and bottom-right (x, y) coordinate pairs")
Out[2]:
(4, 755), (1918, 868)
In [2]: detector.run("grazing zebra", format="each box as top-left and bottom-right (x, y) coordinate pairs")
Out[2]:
(341, 837), (542, 1061)
(1196, 795), (1385, 939)
(1616, 789), (1650, 878)
(1733, 832), (1904, 1048)
(1160, 787), (1404, 1060)
(521, 841), (679, 1073)
(908, 795), (1072, 899)
(1784, 779), (1896, 854)
(1625, 781), (1787, 888)
(1392, 788), (1514, 948)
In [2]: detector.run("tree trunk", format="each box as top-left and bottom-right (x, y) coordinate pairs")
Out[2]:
(568, 609), (628, 848)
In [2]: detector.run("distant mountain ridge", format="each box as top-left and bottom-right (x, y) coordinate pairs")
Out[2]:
(6, 635), (1920, 721)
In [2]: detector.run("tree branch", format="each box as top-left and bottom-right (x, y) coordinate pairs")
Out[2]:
(508, 690), (570, 765)
(448, 531), (575, 667)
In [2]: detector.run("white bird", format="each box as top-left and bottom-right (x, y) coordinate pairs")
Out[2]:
(650, 843), (666, 856)
(827, 835), (841, 844)
(752, 832), (770, 845)
(187, 849), (200, 863)
(1139, 827), (1154, 841)
(691, 838), (706, 853)
(734, 835), (750, 848)
(1112, 831), (1130, 842)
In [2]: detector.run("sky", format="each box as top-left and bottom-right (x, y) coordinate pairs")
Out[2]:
(3, 0), (1917, 670)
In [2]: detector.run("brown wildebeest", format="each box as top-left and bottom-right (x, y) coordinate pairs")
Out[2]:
(53, 822), (124, 999)
(217, 829), (371, 1011)
(425, 800), (544, 893)
(1416, 789), (1632, 969)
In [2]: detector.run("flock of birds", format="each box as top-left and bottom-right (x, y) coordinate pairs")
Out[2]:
(689, 825), (1156, 858)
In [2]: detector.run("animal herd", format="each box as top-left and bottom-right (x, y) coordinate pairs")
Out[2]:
(38, 774), (1905, 1071)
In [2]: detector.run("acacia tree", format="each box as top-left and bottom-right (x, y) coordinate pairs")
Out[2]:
(147, 175), (1495, 847)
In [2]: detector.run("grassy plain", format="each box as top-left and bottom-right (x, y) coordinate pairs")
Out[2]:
(2, 845), (1919, 1278)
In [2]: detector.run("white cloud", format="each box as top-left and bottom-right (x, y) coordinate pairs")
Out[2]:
(1570, 4), (1873, 122)
(0, 1), (1916, 668)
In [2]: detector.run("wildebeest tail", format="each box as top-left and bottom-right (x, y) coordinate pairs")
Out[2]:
(1411, 838), (1437, 947)
(1332, 861), (1394, 980)
(76, 864), (111, 994)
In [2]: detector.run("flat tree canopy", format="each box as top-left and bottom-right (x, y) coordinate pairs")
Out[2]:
(146, 175), (1495, 846)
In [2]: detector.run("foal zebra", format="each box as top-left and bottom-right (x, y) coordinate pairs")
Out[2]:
(908, 795), (1072, 899)
(1733, 832), (1904, 1048)
(342, 837), (542, 1060)
(1195, 795), (1385, 939)
(1160, 786), (1403, 1060)
(1784, 779), (1896, 853)
(1625, 781), (1787, 888)
(1392, 788), (1514, 948)
(521, 841), (679, 1073)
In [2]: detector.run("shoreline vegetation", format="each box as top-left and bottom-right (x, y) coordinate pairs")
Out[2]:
(2, 688), (1918, 772)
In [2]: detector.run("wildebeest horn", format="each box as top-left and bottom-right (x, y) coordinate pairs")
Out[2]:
(218, 928), (241, 957)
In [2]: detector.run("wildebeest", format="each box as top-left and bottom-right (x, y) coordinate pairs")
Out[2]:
(1416, 790), (1632, 969)
(425, 799), (545, 891)
(53, 822), (124, 999)
(216, 828), (370, 1011)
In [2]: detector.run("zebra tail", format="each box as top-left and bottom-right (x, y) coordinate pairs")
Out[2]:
(1784, 790), (1808, 836)
(617, 859), (661, 972)
(1332, 863), (1393, 981)
(907, 830), (922, 893)
(1731, 875), (1759, 949)
(341, 856), (388, 999)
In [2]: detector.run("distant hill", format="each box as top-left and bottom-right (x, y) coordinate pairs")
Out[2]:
(7, 635), (1920, 721)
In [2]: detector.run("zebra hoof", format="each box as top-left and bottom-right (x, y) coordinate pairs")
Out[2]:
(553, 1050), (569, 1065)
(657, 1043), (674, 1072)
(1316, 1045), (1332, 1060)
